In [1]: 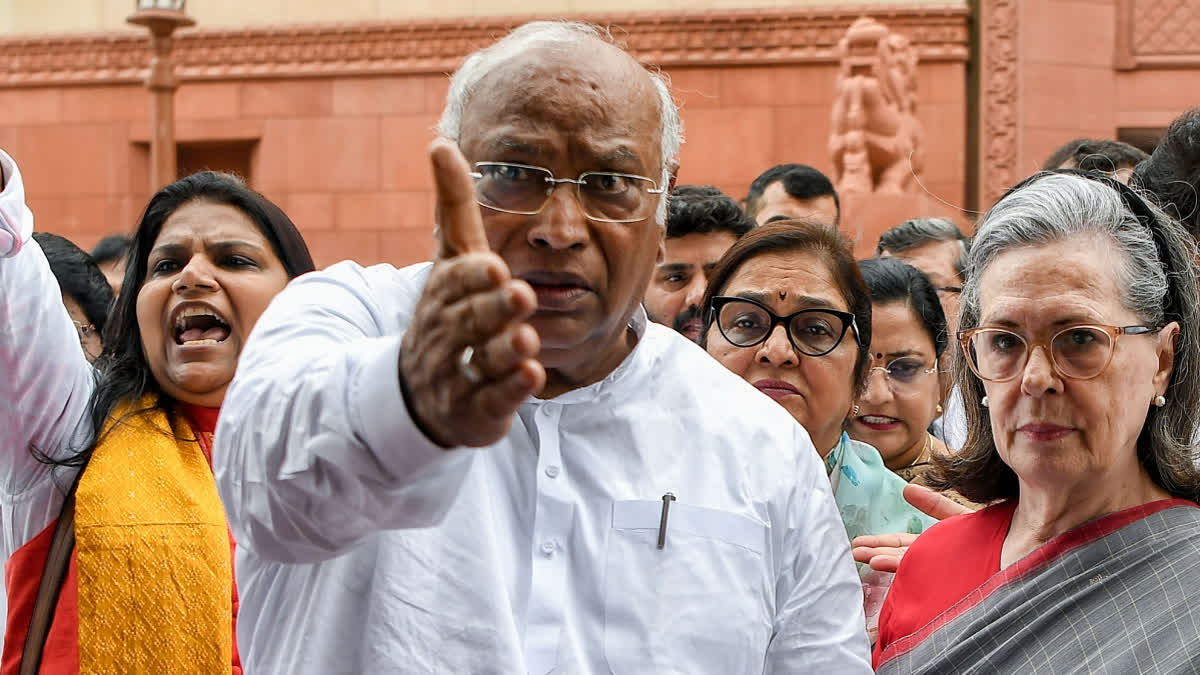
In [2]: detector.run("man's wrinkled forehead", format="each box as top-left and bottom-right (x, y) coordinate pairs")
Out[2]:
(459, 42), (662, 159)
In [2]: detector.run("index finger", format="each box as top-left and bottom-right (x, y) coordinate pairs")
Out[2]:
(903, 483), (972, 520)
(431, 138), (489, 259)
(853, 531), (916, 548)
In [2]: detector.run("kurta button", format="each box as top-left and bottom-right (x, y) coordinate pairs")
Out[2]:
(540, 541), (555, 557)
(545, 465), (560, 478)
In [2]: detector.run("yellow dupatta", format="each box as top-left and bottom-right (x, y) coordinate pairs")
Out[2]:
(73, 398), (231, 673)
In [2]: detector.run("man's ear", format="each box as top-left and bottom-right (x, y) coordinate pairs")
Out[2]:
(666, 158), (679, 193)
(656, 237), (666, 265)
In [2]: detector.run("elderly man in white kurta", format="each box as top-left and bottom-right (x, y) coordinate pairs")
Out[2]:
(214, 21), (870, 674)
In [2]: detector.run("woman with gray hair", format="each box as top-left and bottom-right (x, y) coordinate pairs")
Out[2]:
(873, 170), (1200, 673)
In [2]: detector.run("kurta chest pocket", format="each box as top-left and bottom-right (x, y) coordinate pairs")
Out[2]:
(602, 500), (772, 675)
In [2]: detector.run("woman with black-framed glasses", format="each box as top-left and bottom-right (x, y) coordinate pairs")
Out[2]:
(700, 221), (938, 638)
(873, 171), (1200, 673)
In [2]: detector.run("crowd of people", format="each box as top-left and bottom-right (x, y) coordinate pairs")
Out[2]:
(2, 18), (1200, 674)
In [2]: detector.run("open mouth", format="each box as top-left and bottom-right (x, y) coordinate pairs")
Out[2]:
(173, 306), (231, 346)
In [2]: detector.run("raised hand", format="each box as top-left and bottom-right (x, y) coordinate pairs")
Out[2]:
(398, 139), (546, 448)
(851, 484), (972, 572)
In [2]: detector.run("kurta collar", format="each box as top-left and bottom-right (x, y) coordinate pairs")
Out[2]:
(531, 305), (650, 407)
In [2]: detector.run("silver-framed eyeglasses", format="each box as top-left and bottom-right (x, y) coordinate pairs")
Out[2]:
(865, 356), (938, 392)
(469, 162), (664, 224)
(960, 324), (1162, 383)
(709, 295), (860, 357)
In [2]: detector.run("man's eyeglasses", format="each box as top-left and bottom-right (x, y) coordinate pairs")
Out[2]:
(866, 357), (938, 392)
(935, 286), (962, 295)
(959, 324), (1161, 382)
(470, 162), (665, 224)
(709, 296), (859, 357)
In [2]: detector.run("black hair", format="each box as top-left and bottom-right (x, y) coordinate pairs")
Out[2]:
(857, 257), (947, 358)
(744, 164), (840, 224)
(875, 217), (970, 280)
(1042, 138), (1149, 173)
(90, 234), (132, 266)
(45, 171), (316, 469)
(32, 232), (114, 334)
(666, 185), (755, 240)
(1132, 107), (1200, 239)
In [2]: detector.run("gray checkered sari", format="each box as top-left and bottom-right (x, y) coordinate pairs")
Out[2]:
(877, 501), (1200, 674)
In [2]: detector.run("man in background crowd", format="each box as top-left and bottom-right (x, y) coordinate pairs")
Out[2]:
(643, 185), (753, 341)
(1042, 138), (1148, 184)
(876, 217), (968, 339)
(90, 233), (131, 297)
(744, 163), (840, 226)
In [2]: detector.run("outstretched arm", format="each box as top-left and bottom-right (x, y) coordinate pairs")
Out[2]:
(214, 140), (543, 564)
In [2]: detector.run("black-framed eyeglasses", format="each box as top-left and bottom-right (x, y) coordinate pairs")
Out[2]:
(469, 161), (665, 224)
(709, 295), (859, 357)
(935, 285), (962, 295)
(959, 324), (1161, 382)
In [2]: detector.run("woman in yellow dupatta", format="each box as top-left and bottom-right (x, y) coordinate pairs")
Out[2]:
(0, 155), (315, 674)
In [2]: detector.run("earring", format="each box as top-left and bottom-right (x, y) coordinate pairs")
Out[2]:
(935, 404), (943, 415)
(852, 404), (860, 416)
(981, 396), (989, 408)
(1154, 395), (1167, 408)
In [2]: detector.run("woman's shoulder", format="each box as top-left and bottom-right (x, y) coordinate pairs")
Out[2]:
(903, 500), (1016, 567)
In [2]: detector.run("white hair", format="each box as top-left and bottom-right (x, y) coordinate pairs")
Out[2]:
(436, 21), (683, 225)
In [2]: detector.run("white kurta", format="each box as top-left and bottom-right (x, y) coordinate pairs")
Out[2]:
(214, 260), (871, 674)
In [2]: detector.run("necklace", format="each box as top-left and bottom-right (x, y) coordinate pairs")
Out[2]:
(896, 433), (935, 482)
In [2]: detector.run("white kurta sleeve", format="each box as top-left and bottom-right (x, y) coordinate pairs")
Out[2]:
(0, 149), (94, 501)
(764, 426), (873, 673)
(213, 261), (475, 564)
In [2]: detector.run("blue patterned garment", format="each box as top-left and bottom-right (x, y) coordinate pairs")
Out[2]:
(824, 432), (937, 543)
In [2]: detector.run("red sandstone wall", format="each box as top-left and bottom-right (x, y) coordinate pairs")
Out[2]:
(997, 0), (1197, 194)
(0, 8), (972, 268)
(0, 59), (966, 268)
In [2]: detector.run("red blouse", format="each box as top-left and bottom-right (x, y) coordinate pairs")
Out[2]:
(873, 500), (1015, 667)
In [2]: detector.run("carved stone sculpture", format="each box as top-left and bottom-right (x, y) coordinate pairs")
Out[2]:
(829, 17), (924, 195)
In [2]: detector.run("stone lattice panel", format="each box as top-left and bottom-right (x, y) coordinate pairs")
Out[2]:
(1129, 0), (1200, 58)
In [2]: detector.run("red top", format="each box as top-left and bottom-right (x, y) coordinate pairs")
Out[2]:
(873, 500), (1015, 666)
(874, 497), (1198, 668)
(1, 404), (241, 675)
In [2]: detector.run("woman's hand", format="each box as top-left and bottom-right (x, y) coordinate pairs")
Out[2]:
(851, 484), (972, 572)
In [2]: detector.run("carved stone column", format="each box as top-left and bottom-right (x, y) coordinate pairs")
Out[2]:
(977, 0), (1019, 209)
